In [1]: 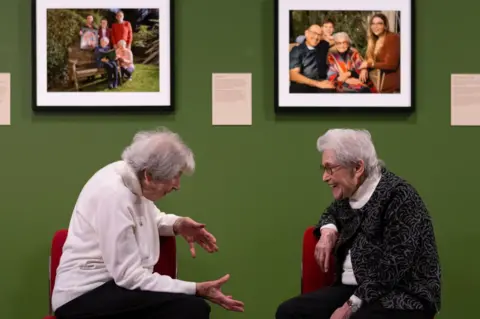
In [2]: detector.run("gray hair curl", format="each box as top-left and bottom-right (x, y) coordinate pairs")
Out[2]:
(332, 32), (352, 44)
(121, 127), (195, 181)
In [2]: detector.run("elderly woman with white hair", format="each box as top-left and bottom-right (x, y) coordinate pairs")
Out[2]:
(276, 129), (441, 319)
(52, 128), (244, 319)
(116, 39), (135, 81)
(326, 32), (377, 93)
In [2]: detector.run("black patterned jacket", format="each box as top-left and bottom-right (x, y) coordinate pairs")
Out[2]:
(313, 168), (441, 314)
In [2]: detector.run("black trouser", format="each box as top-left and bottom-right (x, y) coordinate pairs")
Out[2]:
(102, 61), (119, 87)
(54, 280), (211, 319)
(275, 284), (434, 319)
(290, 82), (335, 93)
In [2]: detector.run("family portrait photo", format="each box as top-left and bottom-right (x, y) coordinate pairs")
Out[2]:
(33, 0), (173, 110)
(274, 0), (412, 111)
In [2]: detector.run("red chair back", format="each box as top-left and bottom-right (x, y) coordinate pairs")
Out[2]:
(47, 229), (177, 316)
(301, 226), (335, 294)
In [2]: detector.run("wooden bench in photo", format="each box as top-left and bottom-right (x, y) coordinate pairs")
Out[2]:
(67, 46), (122, 91)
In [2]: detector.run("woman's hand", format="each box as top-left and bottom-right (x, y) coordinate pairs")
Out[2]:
(173, 217), (219, 257)
(359, 69), (368, 83)
(359, 61), (368, 69)
(338, 71), (351, 82)
(315, 228), (337, 272)
(345, 78), (365, 86)
(196, 274), (244, 312)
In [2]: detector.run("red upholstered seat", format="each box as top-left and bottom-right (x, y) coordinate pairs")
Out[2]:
(301, 226), (335, 294)
(43, 229), (177, 319)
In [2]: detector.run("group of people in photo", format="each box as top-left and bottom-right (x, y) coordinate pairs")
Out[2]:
(289, 13), (401, 94)
(79, 11), (136, 89)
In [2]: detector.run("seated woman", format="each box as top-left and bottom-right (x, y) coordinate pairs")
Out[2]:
(359, 13), (400, 93)
(326, 32), (377, 93)
(94, 37), (119, 89)
(51, 128), (245, 319)
(115, 39), (135, 81)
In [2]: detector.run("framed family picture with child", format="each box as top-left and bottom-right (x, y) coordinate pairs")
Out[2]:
(274, 0), (414, 112)
(32, 0), (174, 112)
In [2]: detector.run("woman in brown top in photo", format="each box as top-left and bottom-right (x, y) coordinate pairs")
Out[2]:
(359, 13), (400, 93)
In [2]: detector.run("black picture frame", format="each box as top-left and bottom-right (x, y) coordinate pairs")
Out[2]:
(31, 0), (175, 113)
(274, 0), (415, 114)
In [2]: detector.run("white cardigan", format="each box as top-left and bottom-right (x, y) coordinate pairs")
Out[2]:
(51, 161), (196, 311)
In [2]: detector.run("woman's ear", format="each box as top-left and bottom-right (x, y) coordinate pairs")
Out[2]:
(354, 160), (365, 177)
(143, 170), (152, 182)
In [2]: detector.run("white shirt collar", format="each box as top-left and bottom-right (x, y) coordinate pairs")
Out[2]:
(349, 172), (382, 209)
(113, 161), (143, 196)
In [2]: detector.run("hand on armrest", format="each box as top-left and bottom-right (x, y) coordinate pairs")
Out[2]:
(314, 227), (338, 272)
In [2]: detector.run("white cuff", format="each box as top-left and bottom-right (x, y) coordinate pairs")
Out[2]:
(349, 294), (363, 308)
(156, 214), (181, 236)
(176, 280), (197, 295)
(320, 223), (338, 232)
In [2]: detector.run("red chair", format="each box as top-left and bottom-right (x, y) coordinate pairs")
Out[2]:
(301, 226), (435, 318)
(43, 229), (178, 319)
(301, 226), (335, 294)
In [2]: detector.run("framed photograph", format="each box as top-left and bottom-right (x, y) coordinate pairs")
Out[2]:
(274, 0), (413, 112)
(32, 0), (174, 112)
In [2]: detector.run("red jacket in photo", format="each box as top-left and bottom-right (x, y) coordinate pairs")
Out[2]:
(111, 21), (133, 47)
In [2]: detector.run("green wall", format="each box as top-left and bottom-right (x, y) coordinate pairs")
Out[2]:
(0, 0), (476, 318)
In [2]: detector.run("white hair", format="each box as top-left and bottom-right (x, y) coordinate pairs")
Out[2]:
(121, 127), (195, 181)
(316, 128), (383, 177)
(100, 37), (109, 45)
(332, 32), (352, 44)
(117, 39), (126, 48)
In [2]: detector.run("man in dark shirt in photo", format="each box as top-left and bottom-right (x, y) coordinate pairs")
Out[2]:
(289, 24), (335, 93)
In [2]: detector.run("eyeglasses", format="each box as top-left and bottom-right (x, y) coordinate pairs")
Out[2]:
(307, 29), (322, 37)
(321, 164), (343, 175)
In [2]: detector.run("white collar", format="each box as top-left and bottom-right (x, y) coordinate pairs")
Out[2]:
(113, 161), (143, 196)
(349, 172), (381, 209)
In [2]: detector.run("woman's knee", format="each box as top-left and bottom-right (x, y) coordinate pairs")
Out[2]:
(182, 296), (211, 317)
(275, 298), (297, 319)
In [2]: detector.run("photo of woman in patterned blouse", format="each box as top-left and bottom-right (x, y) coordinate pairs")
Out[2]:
(326, 32), (378, 93)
